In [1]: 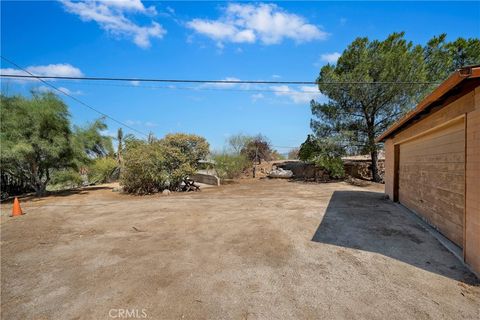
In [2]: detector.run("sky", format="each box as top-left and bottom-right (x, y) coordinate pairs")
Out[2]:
(1, 1), (479, 152)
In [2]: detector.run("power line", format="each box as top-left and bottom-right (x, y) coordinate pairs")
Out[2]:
(40, 80), (324, 94)
(0, 74), (438, 85)
(0, 56), (148, 137)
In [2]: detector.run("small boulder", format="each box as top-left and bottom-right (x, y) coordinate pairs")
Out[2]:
(268, 168), (293, 179)
(112, 186), (123, 192)
(162, 189), (171, 196)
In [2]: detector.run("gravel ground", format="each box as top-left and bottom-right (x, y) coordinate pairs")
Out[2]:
(1, 180), (479, 319)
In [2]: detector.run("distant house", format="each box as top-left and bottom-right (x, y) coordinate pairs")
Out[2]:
(377, 65), (480, 275)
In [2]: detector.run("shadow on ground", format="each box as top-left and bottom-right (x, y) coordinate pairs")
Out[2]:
(0, 186), (114, 204)
(312, 190), (479, 285)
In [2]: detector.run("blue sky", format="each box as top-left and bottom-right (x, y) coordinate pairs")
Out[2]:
(1, 1), (479, 152)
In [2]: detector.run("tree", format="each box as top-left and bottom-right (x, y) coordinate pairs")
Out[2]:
(298, 135), (345, 162)
(1, 92), (115, 195)
(311, 33), (480, 182)
(71, 119), (113, 167)
(240, 134), (272, 164)
(117, 127), (123, 165)
(424, 34), (480, 85)
(227, 133), (253, 154)
(287, 148), (300, 160)
(0, 92), (75, 196)
(270, 149), (286, 161)
(312, 32), (428, 182)
(123, 133), (143, 150)
(160, 133), (210, 165)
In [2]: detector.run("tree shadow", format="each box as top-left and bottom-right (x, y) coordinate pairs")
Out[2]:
(48, 186), (112, 197)
(312, 190), (479, 285)
(0, 186), (114, 203)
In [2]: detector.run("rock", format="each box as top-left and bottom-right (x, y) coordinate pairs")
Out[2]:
(268, 168), (293, 179)
(275, 161), (336, 182)
(112, 186), (123, 192)
(162, 189), (171, 195)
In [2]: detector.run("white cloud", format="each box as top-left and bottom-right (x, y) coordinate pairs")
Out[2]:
(320, 52), (341, 64)
(270, 85), (325, 104)
(145, 121), (157, 128)
(199, 77), (245, 89)
(125, 119), (142, 126)
(125, 119), (157, 127)
(0, 63), (84, 84)
(251, 93), (264, 101)
(37, 85), (82, 95)
(187, 3), (327, 46)
(29, 64), (84, 77)
(1, 63), (83, 78)
(100, 129), (116, 138)
(97, 0), (155, 13)
(60, 0), (165, 48)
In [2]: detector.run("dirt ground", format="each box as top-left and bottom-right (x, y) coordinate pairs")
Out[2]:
(1, 180), (479, 320)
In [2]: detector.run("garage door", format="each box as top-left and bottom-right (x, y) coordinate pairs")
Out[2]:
(398, 118), (465, 247)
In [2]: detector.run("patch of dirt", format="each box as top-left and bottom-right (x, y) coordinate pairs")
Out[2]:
(1, 180), (478, 319)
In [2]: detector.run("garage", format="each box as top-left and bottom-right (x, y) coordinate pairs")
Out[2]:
(378, 65), (480, 276)
(398, 118), (465, 247)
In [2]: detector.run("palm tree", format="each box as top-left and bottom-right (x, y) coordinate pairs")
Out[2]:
(117, 127), (123, 165)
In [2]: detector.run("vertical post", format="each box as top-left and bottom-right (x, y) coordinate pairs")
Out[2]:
(253, 146), (258, 178)
(393, 144), (400, 202)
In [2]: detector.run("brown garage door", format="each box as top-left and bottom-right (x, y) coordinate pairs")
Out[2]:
(398, 118), (465, 247)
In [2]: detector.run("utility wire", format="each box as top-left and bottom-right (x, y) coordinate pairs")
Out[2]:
(0, 74), (439, 85)
(41, 80), (324, 94)
(0, 56), (148, 137)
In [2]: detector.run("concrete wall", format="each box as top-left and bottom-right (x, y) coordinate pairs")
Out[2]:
(465, 87), (480, 274)
(275, 161), (330, 181)
(191, 173), (220, 186)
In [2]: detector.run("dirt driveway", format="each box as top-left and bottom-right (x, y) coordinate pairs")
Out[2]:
(1, 180), (479, 319)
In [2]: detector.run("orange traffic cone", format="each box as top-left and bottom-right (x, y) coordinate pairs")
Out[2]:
(11, 197), (23, 217)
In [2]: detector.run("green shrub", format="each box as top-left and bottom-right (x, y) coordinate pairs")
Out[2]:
(299, 135), (345, 179)
(88, 157), (118, 184)
(49, 169), (83, 190)
(313, 155), (345, 179)
(120, 141), (169, 194)
(121, 134), (209, 194)
(213, 153), (249, 179)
